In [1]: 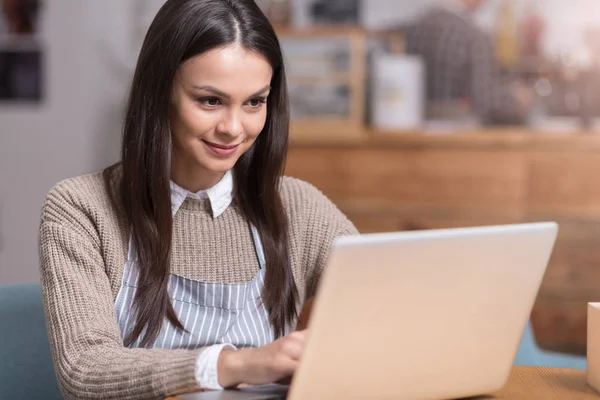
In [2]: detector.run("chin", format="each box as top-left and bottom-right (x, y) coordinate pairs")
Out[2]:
(198, 159), (238, 174)
(196, 146), (247, 173)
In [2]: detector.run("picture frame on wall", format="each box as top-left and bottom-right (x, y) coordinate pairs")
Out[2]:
(0, 0), (44, 104)
(276, 27), (367, 142)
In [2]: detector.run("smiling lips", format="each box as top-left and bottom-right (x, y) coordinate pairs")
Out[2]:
(202, 139), (241, 157)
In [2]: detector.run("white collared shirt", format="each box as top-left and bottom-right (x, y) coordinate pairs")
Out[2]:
(169, 170), (237, 390)
(169, 170), (234, 218)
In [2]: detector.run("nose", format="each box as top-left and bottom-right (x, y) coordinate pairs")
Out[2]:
(216, 109), (243, 139)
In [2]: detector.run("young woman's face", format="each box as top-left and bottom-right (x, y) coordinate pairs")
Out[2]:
(170, 44), (273, 190)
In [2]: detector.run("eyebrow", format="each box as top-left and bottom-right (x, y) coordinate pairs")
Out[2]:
(191, 84), (271, 99)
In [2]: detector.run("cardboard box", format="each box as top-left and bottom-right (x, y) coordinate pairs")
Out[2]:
(587, 303), (600, 392)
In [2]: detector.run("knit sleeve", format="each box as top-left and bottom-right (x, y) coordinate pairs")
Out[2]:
(38, 182), (203, 399)
(281, 177), (359, 300)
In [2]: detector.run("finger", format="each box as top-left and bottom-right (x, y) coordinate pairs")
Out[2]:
(281, 337), (304, 360)
(276, 356), (300, 376)
(288, 329), (308, 343)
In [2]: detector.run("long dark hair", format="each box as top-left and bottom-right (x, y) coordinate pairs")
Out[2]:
(104, 0), (297, 347)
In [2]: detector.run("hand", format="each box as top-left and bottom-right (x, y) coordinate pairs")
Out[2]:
(217, 330), (308, 388)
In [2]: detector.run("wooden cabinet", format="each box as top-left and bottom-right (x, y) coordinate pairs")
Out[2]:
(285, 129), (600, 355)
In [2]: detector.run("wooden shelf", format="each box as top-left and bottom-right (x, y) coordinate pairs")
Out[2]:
(290, 127), (600, 151)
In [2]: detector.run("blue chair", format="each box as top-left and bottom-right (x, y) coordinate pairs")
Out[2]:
(514, 321), (587, 370)
(0, 283), (63, 399)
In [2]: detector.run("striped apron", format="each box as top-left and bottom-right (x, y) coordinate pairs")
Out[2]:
(114, 224), (276, 349)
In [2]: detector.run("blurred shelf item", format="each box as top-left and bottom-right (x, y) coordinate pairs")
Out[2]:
(276, 27), (367, 142)
(495, 0), (519, 69)
(0, 34), (44, 104)
(289, 0), (360, 28)
(520, 4), (545, 61)
(286, 127), (600, 356)
(369, 53), (425, 131)
(365, 26), (409, 55)
(257, 0), (291, 26)
(275, 24), (365, 36)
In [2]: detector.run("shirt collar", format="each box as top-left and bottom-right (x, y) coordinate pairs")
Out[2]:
(169, 170), (234, 218)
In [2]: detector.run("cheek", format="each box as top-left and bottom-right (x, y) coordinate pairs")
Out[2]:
(176, 102), (216, 138)
(244, 110), (268, 139)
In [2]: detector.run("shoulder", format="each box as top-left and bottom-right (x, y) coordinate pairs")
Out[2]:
(279, 176), (336, 212)
(420, 8), (477, 32)
(279, 176), (357, 235)
(40, 168), (121, 233)
(416, 8), (457, 26)
(407, 9), (465, 49)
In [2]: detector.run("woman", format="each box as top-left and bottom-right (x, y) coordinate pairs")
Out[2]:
(38, 0), (357, 398)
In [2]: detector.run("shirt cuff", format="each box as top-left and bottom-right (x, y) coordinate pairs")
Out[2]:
(194, 343), (237, 390)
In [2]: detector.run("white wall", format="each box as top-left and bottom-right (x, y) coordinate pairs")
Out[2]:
(0, 1), (170, 283)
(0, 1), (125, 283)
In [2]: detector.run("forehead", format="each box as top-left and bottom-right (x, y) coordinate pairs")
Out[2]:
(177, 45), (273, 95)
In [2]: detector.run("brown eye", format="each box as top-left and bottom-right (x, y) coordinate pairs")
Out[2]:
(198, 97), (221, 107)
(248, 97), (266, 108)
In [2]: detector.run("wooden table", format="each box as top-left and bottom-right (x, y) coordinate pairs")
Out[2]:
(484, 366), (598, 399)
(167, 366), (600, 399)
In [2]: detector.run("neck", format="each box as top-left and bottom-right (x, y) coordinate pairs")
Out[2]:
(171, 159), (225, 193)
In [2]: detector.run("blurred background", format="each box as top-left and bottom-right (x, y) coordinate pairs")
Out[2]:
(2, 0), (600, 358)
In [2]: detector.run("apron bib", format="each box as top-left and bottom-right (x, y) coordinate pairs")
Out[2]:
(114, 224), (276, 349)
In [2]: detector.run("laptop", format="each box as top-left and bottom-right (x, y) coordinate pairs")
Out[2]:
(178, 222), (558, 400)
